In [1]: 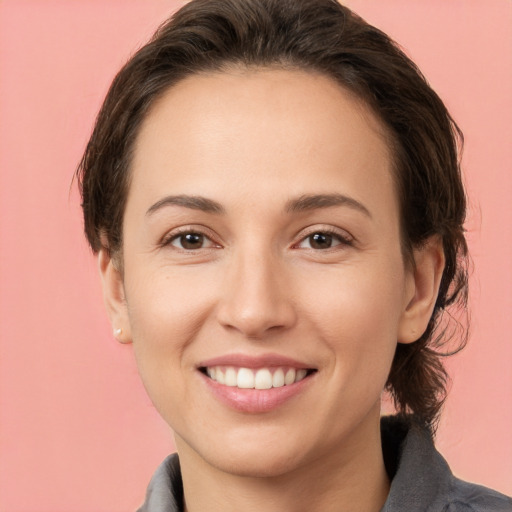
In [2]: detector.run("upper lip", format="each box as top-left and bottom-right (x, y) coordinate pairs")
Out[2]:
(197, 353), (315, 370)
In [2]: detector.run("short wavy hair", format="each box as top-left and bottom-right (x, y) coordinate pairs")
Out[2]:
(77, 0), (468, 429)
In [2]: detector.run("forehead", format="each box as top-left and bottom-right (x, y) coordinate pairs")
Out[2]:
(128, 68), (397, 217)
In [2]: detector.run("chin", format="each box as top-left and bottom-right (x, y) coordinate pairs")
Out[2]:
(209, 448), (306, 479)
(179, 426), (312, 479)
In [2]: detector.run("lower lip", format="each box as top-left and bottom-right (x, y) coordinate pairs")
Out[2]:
(200, 371), (314, 413)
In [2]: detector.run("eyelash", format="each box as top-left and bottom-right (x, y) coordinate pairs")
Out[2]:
(293, 227), (354, 251)
(160, 226), (354, 251)
(160, 226), (220, 251)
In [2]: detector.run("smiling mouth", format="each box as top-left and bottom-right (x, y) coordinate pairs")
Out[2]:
(199, 366), (316, 390)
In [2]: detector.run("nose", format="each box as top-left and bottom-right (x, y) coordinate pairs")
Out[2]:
(216, 248), (297, 339)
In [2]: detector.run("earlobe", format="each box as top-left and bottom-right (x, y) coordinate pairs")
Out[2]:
(398, 237), (445, 344)
(98, 246), (133, 344)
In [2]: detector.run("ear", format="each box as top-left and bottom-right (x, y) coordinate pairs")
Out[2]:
(398, 236), (445, 344)
(98, 246), (133, 344)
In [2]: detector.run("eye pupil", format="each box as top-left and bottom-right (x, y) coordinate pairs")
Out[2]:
(310, 232), (332, 249)
(181, 233), (203, 249)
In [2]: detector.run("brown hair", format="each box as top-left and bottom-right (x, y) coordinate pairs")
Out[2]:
(76, 0), (468, 428)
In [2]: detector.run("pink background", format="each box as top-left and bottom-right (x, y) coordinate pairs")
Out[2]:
(1, 1), (511, 510)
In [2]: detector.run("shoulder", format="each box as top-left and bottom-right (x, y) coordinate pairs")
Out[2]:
(380, 416), (512, 512)
(443, 478), (512, 512)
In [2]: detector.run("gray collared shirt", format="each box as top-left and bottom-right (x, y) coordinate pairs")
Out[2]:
(137, 417), (512, 511)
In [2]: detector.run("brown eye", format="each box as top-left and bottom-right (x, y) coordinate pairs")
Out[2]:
(297, 230), (350, 250)
(308, 232), (333, 249)
(170, 232), (207, 250)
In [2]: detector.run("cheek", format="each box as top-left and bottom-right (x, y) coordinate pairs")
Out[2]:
(126, 263), (218, 339)
(123, 266), (220, 405)
(299, 257), (406, 378)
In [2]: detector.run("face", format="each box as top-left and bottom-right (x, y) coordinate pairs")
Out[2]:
(103, 68), (433, 478)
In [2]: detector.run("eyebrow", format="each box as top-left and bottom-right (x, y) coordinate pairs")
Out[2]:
(285, 193), (372, 218)
(145, 192), (371, 218)
(146, 195), (226, 216)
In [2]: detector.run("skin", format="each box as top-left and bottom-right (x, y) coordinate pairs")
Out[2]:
(99, 69), (444, 512)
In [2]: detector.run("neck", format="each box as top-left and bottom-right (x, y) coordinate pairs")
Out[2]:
(177, 409), (390, 512)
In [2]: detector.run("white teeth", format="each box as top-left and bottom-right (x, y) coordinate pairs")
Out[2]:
(205, 365), (310, 389)
(225, 367), (237, 387)
(284, 368), (296, 385)
(254, 369), (273, 390)
(237, 368), (255, 388)
(272, 368), (285, 387)
(295, 369), (307, 382)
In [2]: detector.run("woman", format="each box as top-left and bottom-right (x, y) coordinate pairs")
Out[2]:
(76, 0), (511, 510)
